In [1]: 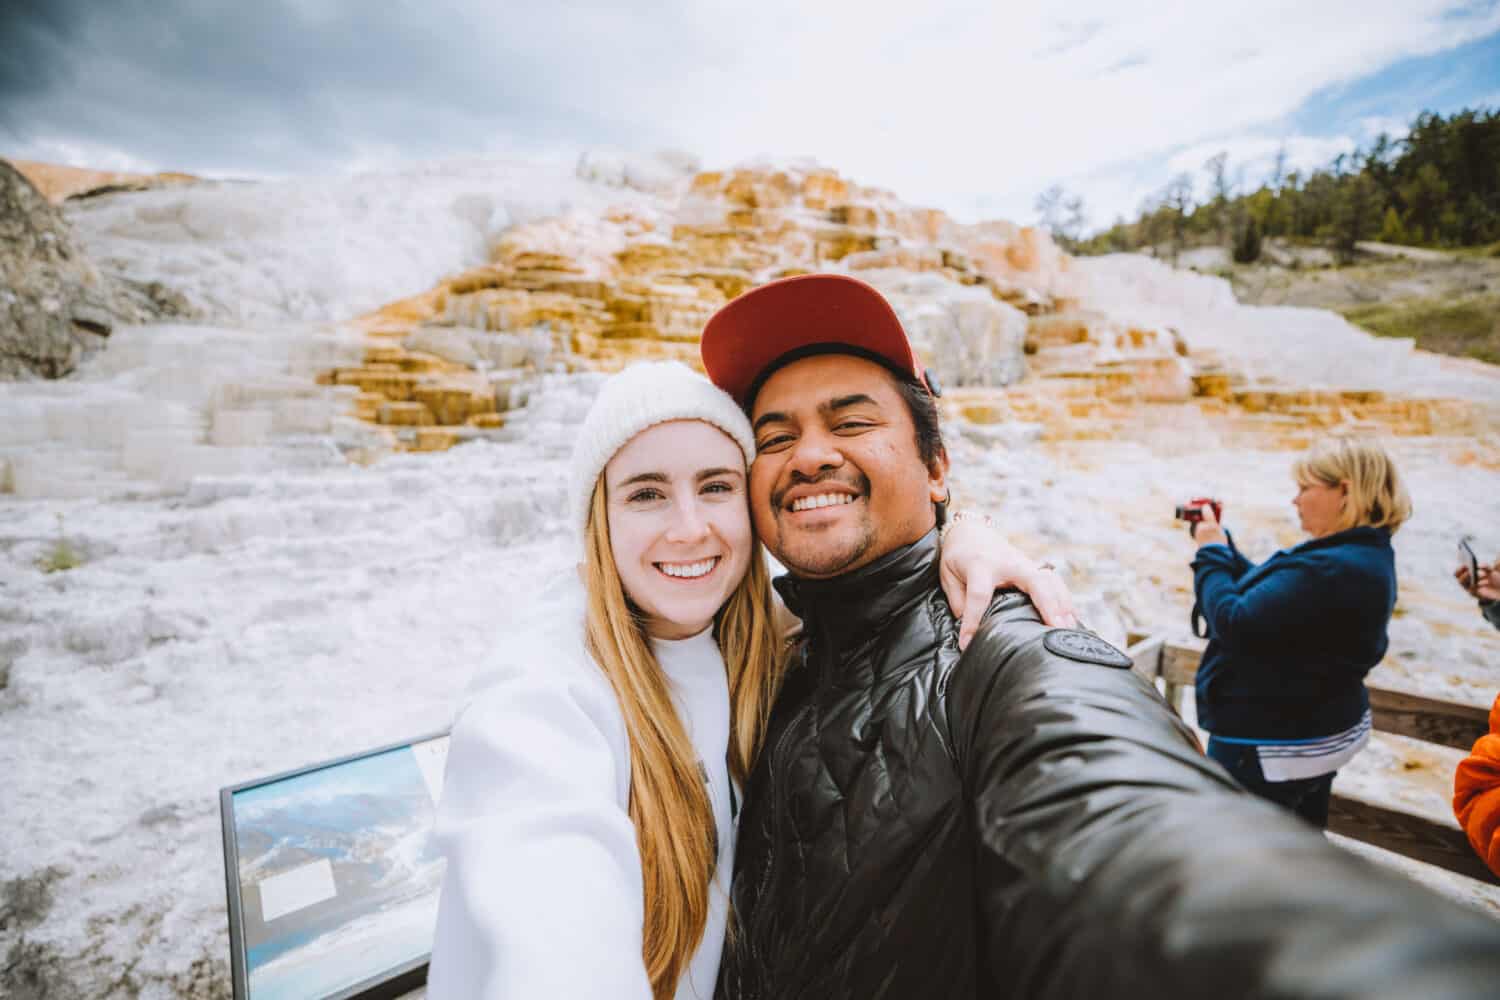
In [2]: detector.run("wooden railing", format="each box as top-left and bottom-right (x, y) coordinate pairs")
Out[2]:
(1126, 634), (1498, 886)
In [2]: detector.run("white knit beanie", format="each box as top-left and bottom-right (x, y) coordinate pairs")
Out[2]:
(568, 361), (756, 539)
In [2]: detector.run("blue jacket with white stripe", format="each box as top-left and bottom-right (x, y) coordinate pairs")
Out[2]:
(1191, 525), (1397, 740)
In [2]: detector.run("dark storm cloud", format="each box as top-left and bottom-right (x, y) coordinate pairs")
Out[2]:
(0, 0), (721, 172)
(0, 0), (81, 100)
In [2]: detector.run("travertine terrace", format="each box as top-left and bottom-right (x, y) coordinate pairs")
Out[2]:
(314, 164), (1059, 451)
(315, 164), (1494, 461)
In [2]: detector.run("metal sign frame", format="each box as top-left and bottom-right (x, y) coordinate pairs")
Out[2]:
(219, 730), (450, 1000)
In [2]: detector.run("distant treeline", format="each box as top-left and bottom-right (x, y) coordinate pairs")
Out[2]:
(1042, 107), (1500, 262)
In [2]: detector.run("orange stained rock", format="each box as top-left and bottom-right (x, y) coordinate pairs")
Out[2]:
(722, 170), (791, 210)
(446, 288), (608, 335)
(532, 276), (610, 301)
(364, 347), (408, 366)
(336, 370), (419, 401)
(1233, 389), (1271, 412)
(829, 204), (881, 229)
(883, 207), (950, 244)
(1450, 447), (1500, 470)
(411, 428), (459, 452)
(1026, 312), (1101, 351)
(8, 158), (199, 202)
(1340, 389), (1386, 404)
(355, 285), (445, 333)
(353, 393), (384, 421)
(378, 401), (435, 427)
(397, 352), (454, 375)
(1192, 373), (1234, 399)
(494, 248), (586, 274)
(601, 321), (664, 340)
(615, 242), (692, 274)
(669, 228), (781, 271)
(603, 206), (657, 231)
(725, 208), (769, 230)
(958, 401), (1010, 425)
(447, 267), (510, 296)
(682, 269), (755, 301)
(800, 171), (850, 210)
(968, 225), (1070, 284)
(1099, 357), (1194, 403)
(843, 247), (946, 273)
(413, 386), (476, 426)
(813, 229), (880, 262)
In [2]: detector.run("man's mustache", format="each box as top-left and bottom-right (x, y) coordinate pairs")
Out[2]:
(771, 470), (871, 512)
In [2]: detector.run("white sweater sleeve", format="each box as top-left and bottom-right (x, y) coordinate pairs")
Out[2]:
(426, 659), (652, 1000)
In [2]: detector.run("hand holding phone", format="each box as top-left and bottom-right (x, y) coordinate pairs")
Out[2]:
(1457, 537), (1481, 592)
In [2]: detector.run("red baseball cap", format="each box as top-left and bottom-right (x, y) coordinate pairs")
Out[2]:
(699, 273), (937, 407)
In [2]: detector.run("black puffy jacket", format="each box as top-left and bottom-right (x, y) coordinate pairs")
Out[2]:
(716, 530), (1500, 1000)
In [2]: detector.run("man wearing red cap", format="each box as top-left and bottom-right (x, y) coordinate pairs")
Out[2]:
(700, 273), (1500, 1000)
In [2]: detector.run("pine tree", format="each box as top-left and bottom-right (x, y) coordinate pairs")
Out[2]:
(1378, 206), (1409, 244)
(1233, 217), (1263, 263)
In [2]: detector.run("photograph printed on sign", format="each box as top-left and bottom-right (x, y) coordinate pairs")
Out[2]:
(230, 737), (449, 1000)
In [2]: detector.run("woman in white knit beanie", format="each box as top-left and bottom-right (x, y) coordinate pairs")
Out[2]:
(430, 361), (1070, 1000)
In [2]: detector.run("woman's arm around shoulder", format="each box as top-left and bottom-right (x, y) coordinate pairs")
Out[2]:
(426, 653), (652, 1000)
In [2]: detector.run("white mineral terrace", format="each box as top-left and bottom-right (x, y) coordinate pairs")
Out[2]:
(0, 154), (1497, 997)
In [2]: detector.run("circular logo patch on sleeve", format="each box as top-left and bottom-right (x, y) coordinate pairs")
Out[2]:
(1042, 629), (1134, 669)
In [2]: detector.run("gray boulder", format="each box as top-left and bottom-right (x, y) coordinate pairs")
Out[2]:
(0, 159), (189, 380)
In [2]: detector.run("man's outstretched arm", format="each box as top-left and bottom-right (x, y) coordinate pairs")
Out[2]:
(950, 595), (1500, 1000)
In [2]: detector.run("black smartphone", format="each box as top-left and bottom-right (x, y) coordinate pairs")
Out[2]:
(1458, 536), (1480, 584)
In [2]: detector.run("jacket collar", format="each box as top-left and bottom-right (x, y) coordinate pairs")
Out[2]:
(773, 528), (941, 658)
(1290, 524), (1391, 555)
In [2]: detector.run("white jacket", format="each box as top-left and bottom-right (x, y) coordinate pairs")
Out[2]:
(427, 578), (735, 999)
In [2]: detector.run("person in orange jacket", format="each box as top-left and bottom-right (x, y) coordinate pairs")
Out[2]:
(1453, 693), (1500, 878)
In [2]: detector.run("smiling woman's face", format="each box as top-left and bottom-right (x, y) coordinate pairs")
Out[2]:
(604, 420), (752, 639)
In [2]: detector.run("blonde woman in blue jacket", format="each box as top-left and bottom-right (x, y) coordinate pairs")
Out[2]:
(1187, 435), (1411, 827)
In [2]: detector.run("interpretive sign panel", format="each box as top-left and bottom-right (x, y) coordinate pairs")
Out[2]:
(220, 733), (450, 1000)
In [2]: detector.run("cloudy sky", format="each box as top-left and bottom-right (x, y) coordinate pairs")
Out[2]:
(3, 0), (1499, 230)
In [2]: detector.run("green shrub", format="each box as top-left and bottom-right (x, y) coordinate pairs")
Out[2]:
(35, 514), (83, 574)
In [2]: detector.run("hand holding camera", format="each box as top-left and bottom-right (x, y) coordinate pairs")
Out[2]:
(1175, 497), (1227, 546)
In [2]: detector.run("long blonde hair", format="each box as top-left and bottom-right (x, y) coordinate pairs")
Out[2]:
(581, 479), (783, 998)
(1292, 434), (1413, 535)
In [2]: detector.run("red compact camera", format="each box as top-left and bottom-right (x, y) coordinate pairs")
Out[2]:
(1174, 497), (1224, 524)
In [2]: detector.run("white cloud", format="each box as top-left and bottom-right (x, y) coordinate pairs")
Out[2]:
(627, 0), (1500, 224)
(13, 136), (160, 174)
(6, 0), (1498, 229)
(1356, 116), (1414, 142)
(1159, 134), (1359, 192)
